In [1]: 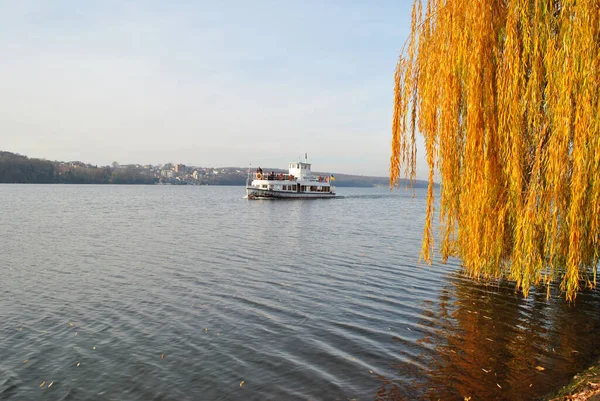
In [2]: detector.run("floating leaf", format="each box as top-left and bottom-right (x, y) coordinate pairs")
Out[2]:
(40, 381), (46, 387)
(239, 380), (245, 387)
(48, 382), (53, 388)
(161, 354), (165, 360)
(535, 366), (545, 372)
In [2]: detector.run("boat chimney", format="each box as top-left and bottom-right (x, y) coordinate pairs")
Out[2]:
(305, 153), (307, 163)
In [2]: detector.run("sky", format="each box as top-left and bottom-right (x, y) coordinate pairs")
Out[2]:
(0, 0), (428, 178)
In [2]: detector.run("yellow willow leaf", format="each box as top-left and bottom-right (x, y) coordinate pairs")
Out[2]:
(391, 0), (600, 301)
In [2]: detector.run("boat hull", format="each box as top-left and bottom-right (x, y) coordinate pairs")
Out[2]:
(246, 187), (335, 199)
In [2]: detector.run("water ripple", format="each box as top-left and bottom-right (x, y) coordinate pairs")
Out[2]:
(1, 185), (600, 400)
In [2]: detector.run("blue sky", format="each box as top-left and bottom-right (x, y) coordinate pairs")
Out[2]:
(0, 0), (427, 178)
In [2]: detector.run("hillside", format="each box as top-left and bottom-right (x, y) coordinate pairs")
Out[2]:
(0, 151), (430, 187)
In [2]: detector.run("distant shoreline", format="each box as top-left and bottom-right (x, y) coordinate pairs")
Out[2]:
(0, 182), (432, 188)
(0, 150), (433, 188)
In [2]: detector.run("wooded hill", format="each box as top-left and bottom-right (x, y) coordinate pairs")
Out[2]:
(0, 151), (430, 187)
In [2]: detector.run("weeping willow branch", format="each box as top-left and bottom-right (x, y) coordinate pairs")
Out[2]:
(391, 0), (600, 301)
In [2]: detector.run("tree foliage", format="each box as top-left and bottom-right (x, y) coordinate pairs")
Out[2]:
(0, 151), (56, 183)
(0, 151), (157, 185)
(391, 0), (600, 300)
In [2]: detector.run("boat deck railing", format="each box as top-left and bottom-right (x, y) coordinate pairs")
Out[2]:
(253, 173), (332, 183)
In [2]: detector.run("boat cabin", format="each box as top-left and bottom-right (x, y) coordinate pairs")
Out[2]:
(288, 162), (312, 180)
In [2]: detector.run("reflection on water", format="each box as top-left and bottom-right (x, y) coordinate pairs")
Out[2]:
(376, 270), (600, 400)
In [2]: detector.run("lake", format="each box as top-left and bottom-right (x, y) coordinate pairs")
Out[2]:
(1, 185), (599, 400)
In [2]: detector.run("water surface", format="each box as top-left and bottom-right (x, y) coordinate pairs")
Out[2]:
(1, 185), (599, 400)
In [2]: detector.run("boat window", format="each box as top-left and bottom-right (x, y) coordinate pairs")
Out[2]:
(262, 184), (267, 189)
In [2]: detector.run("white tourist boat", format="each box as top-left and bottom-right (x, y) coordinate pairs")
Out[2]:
(246, 156), (336, 199)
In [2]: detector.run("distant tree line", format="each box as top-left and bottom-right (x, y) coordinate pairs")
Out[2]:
(0, 152), (56, 183)
(0, 150), (430, 187)
(0, 151), (156, 184)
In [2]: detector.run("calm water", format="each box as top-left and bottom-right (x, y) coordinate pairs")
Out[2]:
(1, 185), (599, 401)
